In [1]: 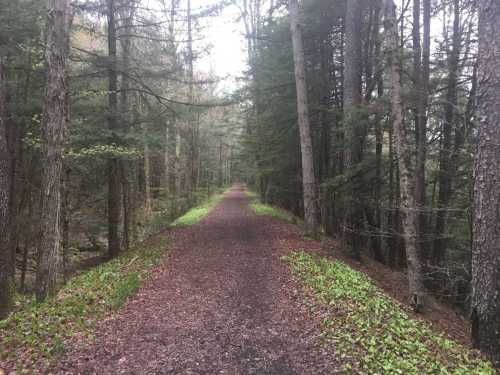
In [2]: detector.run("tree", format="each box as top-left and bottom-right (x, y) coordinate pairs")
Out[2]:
(289, 0), (318, 236)
(384, 0), (425, 311)
(35, 0), (73, 300)
(0, 58), (14, 317)
(343, 0), (365, 258)
(412, 0), (430, 260)
(106, 0), (121, 258)
(471, 0), (500, 366)
(433, 0), (460, 266)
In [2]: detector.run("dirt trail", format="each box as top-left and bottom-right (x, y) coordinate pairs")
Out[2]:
(58, 185), (339, 374)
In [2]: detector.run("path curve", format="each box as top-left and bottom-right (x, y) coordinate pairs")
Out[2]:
(58, 185), (339, 374)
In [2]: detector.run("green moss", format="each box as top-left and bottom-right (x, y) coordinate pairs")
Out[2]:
(283, 251), (495, 374)
(0, 235), (169, 369)
(170, 193), (224, 227)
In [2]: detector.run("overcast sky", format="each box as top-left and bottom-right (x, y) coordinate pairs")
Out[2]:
(191, 0), (248, 92)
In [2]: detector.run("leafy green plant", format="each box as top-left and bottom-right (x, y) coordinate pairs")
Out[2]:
(170, 192), (224, 227)
(109, 272), (141, 309)
(0, 235), (169, 370)
(283, 251), (496, 374)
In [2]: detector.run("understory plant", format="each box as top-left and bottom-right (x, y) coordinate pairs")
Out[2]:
(0, 235), (169, 372)
(246, 191), (294, 222)
(170, 191), (225, 227)
(283, 251), (496, 374)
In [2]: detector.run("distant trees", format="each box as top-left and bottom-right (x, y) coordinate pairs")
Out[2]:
(471, 0), (500, 366)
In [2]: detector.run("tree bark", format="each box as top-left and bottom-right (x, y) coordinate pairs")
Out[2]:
(174, 116), (181, 197)
(35, 0), (72, 301)
(342, 0), (365, 258)
(186, 0), (194, 194)
(289, 0), (318, 237)
(0, 58), (14, 318)
(61, 167), (70, 281)
(385, 0), (426, 311)
(107, 0), (121, 258)
(413, 0), (430, 260)
(143, 120), (152, 215)
(119, 1), (135, 250)
(471, 0), (500, 366)
(164, 121), (170, 193)
(433, 0), (460, 266)
(373, 0), (384, 262)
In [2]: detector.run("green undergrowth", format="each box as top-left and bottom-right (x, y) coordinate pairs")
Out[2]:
(170, 191), (225, 227)
(0, 235), (169, 370)
(246, 191), (294, 223)
(283, 251), (496, 374)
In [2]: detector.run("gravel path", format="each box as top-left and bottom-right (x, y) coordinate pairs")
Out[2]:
(58, 185), (339, 374)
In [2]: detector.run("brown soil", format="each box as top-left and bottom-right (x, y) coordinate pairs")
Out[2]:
(56, 185), (340, 374)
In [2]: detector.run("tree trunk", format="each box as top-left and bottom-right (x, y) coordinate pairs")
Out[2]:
(343, 0), (365, 257)
(289, 0), (318, 237)
(471, 0), (500, 366)
(164, 121), (170, 194)
(163, 0), (176, 196)
(143, 121), (152, 215)
(119, 1), (135, 249)
(186, 0), (195, 194)
(0, 58), (14, 318)
(174, 117), (181, 197)
(218, 136), (223, 188)
(433, 0), (460, 266)
(373, 0), (384, 262)
(107, 0), (121, 258)
(35, 0), (72, 301)
(413, 0), (430, 261)
(61, 168), (70, 281)
(385, 0), (426, 311)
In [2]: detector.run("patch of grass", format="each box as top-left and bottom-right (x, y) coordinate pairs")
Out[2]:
(245, 190), (258, 201)
(250, 202), (294, 222)
(246, 190), (294, 223)
(0, 235), (169, 370)
(170, 192), (224, 227)
(283, 251), (495, 374)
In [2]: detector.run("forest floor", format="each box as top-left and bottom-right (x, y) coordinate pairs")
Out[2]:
(56, 185), (341, 374)
(2, 184), (487, 373)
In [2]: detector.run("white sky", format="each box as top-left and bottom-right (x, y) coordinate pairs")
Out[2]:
(142, 0), (248, 92)
(192, 0), (248, 92)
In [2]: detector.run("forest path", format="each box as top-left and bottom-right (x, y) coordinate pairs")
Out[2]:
(58, 185), (339, 374)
